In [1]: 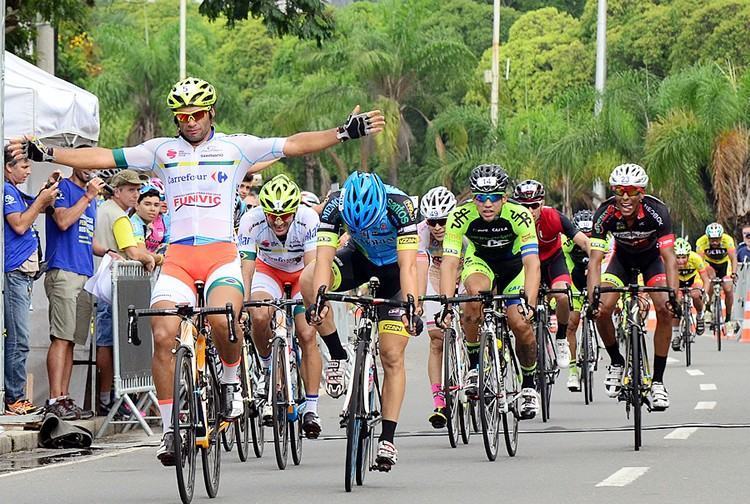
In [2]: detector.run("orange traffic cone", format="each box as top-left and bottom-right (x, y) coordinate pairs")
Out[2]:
(741, 290), (750, 343)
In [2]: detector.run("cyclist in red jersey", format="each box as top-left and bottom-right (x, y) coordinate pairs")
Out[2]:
(513, 180), (590, 368)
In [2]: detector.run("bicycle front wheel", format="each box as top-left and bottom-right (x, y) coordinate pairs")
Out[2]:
(356, 357), (380, 486)
(200, 359), (222, 498)
(536, 321), (550, 423)
(345, 341), (366, 492)
(630, 324), (643, 452)
(683, 310), (693, 368)
(443, 328), (460, 448)
(271, 338), (290, 470)
(289, 348), (304, 466)
(478, 329), (500, 461)
(501, 338), (520, 457)
(173, 346), (197, 504)
(714, 294), (722, 352)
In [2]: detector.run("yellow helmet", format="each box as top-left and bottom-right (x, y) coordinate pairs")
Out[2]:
(167, 77), (217, 110)
(259, 174), (301, 215)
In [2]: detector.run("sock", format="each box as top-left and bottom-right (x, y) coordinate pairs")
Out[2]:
(653, 355), (667, 383)
(260, 353), (272, 370)
(521, 364), (536, 389)
(605, 344), (625, 366)
(158, 400), (173, 432)
(99, 391), (111, 406)
(466, 341), (480, 369)
(671, 326), (680, 337)
(305, 394), (319, 415)
(556, 323), (568, 340)
(379, 419), (397, 443)
(322, 331), (348, 360)
(431, 383), (445, 409)
(220, 358), (241, 384)
(47, 397), (59, 406)
(725, 312), (731, 323)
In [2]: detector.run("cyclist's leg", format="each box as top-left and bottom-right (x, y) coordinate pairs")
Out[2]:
(718, 263), (734, 323)
(423, 273), (446, 423)
(597, 254), (628, 365)
(460, 253), (493, 371)
(248, 270), (282, 368)
(643, 260), (670, 383)
(547, 250), (573, 338)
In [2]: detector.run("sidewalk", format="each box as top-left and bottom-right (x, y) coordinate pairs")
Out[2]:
(0, 416), (125, 456)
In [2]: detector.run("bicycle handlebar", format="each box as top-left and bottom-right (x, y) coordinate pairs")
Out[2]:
(315, 285), (416, 330)
(591, 284), (679, 318)
(127, 302), (237, 346)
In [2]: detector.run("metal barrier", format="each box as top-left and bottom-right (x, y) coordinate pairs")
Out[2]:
(97, 261), (159, 437)
(734, 263), (750, 341)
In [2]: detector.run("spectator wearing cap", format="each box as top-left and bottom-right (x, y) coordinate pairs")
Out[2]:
(737, 224), (750, 264)
(3, 149), (59, 415)
(130, 181), (169, 255)
(44, 166), (115, 420)
(93, 169), (158, 414)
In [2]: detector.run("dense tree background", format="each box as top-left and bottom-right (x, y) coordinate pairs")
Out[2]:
(7, 0), (750, 236)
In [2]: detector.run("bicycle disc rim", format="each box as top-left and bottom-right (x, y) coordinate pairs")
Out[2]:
(173, 346), (196, 504)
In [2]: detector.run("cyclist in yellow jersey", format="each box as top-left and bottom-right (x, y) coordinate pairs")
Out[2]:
(671, 238), (710, 350)
(8, 78), (386, 466)
(696, 222), (738, 330)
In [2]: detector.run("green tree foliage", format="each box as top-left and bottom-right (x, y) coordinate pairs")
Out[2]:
(4, 0), (93, 56)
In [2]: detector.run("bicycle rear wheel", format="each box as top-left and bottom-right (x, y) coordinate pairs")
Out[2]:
(173, 346), (197, 504)
(536, 320), (550, 423)
(271, 338), (290, 470)
(630, 324), (643, 452)
(289, 348), (304, 466)
(478, 329), (500, 461)
(200, 360), (222, 498)
(501, 337), (520, 457)
(234, 349), (251, 462)
(443, 328), (460, 448)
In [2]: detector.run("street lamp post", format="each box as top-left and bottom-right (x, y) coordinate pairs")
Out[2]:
(490, 0), (500, 127)
(594, 0), (607, 116)
(179, 0), (187, 79)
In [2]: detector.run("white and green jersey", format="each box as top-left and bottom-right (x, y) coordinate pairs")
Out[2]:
(113, 129), (285, 245)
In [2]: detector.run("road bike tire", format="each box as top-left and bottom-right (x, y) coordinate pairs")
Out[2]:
(458, 337), (472, 445)
(630, 323), (643, 452)
(535, 319), (549, 423)
(345, 341), (365, 492)
(581, 319), (591, 405)
(356, 358), (379, 486)
(250, 401), (265, 458)
(443, 328), (460, 448)
(221, 423), (235, 452)
(200, 359), (222, 498)
(289, 347), (304, 466)
(501, 336), (520, 457)
(683, 309), (693, 368)
(173, 346), (197, 504)
(478, 329), (500, 462)
(271, 338), (290, 470)
(234, 352), (250, 462)
(714, 294), (722, 352)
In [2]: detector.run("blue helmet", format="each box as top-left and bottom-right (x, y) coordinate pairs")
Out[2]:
(340, 171), (387, 232)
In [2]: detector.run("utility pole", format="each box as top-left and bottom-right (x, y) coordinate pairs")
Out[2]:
(594, 0), (607, 116)
(490, 0), (500, 127)
(1, 0), (7, 407)
(179, 0), (187, 79)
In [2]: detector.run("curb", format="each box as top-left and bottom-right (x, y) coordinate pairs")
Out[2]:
(0, 417), (123, 456)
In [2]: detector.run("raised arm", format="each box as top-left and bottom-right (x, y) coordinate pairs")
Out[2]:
(8, 136), (116, 170)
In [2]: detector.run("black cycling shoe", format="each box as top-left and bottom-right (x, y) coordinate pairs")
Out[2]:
(302, 411), (321, 439)
(157, 431), (176, 467)
(428, 407), (447, 429)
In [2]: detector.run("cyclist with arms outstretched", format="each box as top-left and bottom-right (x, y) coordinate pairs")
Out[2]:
(437, 164), (542, 419)
(588, 163), (678, 411)
(301, 171), (421, 471)
(8, 77), (385, 465)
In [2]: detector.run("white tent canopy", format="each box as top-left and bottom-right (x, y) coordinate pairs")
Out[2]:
(3, 51), (99, 144)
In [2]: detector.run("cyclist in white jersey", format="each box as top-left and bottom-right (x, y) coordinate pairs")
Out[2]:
(11, 77), (385, 466)
(417, 187), (468, 428)
(237, 174), (323, 437)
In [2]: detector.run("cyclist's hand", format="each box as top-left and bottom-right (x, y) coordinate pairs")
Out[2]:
(586, 301), (600, 320)
(517, 303), (534, 324)
(336, 105), (385, 141)
(435, 305), (453, 329)
(239, 310), (249, 325)
(305, 302), (328, 326)
(402, 313), (424, 336)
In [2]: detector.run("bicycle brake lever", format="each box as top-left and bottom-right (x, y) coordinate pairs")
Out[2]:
(226, 303), (237, 343)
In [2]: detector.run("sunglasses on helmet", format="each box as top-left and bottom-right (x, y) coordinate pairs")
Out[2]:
(473, 193), (504, 204)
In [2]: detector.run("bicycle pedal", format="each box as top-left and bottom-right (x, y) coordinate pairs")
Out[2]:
(372, 461), (393, 473)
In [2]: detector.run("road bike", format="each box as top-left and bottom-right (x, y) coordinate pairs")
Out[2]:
(535, 286), (571, 422)
(577, 291), (600, 405)
(709, 277), (724, 351)
(676, 287), (703, 367)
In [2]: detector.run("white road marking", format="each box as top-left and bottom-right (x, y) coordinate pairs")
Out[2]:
(686, 369), (704, 376)
(667, 357), (679, 364)
(0, 446), (149, 479)
(695, 401), (717, 410)
(699, 383), (717, 391)
(664, 427), (698, 440)
(596, 467), (650, 487)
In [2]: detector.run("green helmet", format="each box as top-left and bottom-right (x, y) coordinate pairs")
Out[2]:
(259, 174), (301, 215)
(167, 77), (217, 110)
(674, 237), (691, 256)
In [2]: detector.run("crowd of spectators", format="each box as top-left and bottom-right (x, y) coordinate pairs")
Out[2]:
(2, 148), (262, 417)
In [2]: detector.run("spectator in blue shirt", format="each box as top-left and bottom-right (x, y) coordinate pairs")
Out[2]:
(737, 224), (750, 264)
(44, 166), (112, 420)
(3, 149), (59, 415)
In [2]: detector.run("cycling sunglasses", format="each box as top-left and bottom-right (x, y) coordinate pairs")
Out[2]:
(612, 185), (644, 197)
(521, 201), (542, 210)
(265, 211), (295, 223)
(173, 107), (211, 123)
(473, 193), (504, 204)
(427, 218), (448, 227)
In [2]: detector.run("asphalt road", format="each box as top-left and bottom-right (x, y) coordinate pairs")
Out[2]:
(2, 330), (749, 504)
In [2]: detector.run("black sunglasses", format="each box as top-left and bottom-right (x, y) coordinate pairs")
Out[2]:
(522, 202), (542, 210)
(427, 218), (448, 227)
(744, 233), (750, 238)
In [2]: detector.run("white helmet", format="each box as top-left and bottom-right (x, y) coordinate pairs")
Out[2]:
(705, 222), (724, 239)
(674, 237), (691, 256)
(300, 191), (320, 207)
(609, 163), (649, 188)
(420, 186), (456, 219)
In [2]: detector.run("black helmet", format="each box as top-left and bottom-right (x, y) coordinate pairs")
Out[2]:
(572, 209), (594, 233)
(513, 179), (545, 203)
(469, 164), (509, 194)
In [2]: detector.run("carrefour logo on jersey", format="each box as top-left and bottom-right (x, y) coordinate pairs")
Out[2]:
(174, 192), (222, 211)
(211, 171), (228, 183)
(168, 173), (208, 184)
